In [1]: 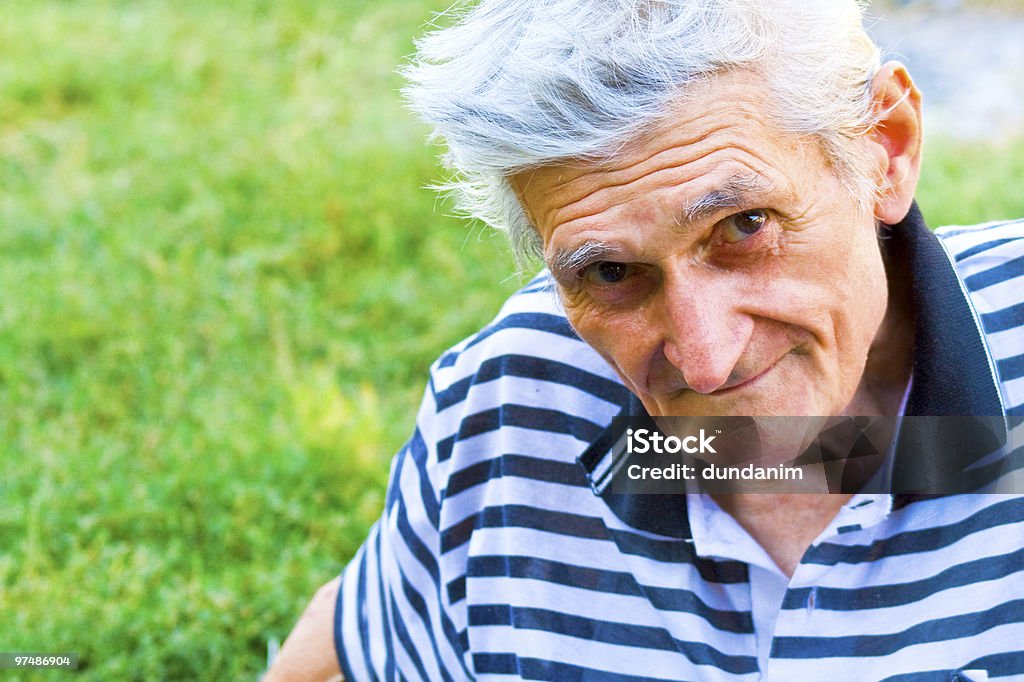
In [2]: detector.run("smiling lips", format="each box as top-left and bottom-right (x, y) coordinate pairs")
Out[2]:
(711, 357), (782, 395)
(653, 352), (787, 398)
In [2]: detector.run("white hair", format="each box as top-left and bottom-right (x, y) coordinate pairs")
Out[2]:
(402, 0), (882, 263)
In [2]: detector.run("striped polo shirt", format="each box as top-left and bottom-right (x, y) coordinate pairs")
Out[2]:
(334, 206), (1024, 680)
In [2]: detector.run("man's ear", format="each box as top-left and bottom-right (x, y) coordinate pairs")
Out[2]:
(866, 61), (923, 225)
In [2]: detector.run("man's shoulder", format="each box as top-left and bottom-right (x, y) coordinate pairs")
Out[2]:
(934, 216), (1024, 266)
(415, 272), (629, 471)
(935, 217), (1024, 416)
(933, 216), (1024, 318)
(933, 216), (1024, 316)
(428, 272), (625, 402)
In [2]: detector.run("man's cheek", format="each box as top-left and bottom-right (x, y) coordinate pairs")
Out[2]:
(565, 299), (610, 348)
(560, 291), (607, 337)
(565, 301), (632, 359)
(558, 285), (588, 311)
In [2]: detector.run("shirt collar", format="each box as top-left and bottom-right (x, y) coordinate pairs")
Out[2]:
(577, 203), (1009, 536)
(898, 203), (1005, 417)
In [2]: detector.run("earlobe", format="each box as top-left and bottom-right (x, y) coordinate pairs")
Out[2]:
(868, 62), (924, 225)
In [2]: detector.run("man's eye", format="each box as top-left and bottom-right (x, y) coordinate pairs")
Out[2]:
(720, 209), (768, 243)
(583, 261), (631, 285)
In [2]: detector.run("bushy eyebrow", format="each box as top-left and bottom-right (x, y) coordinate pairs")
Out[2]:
(681, 173), (774, 225)
(546, 240), (619, 282)
(545, 173), (774, 281)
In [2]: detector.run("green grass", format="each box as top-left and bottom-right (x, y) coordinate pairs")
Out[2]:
(0, 1), (1022, 679)
(0, 1), (519, 679)
(917, 138), (1024, 224)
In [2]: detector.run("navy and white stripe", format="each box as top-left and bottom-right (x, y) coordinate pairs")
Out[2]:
(335, 209), (1024, 680)
(939, 219), (1024, 416)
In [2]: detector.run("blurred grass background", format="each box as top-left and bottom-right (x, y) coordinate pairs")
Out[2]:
(0, 0), (1022, 679)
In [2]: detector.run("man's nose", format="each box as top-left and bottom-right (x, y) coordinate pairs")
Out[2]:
(660, 271), (751, 395)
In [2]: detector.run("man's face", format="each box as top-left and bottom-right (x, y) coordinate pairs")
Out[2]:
(512, 72), (890, 417)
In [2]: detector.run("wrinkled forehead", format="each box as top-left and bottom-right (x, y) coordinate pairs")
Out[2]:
(509, 71), (822, 243)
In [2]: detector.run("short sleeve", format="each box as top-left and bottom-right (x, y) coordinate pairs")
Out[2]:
(334, 412), (472, 681)
(332, 275), (627, 681)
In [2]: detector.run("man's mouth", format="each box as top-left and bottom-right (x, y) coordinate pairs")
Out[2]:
(710, 356), (784, 395)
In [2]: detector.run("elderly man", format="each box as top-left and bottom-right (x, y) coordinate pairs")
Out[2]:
(267, 0), (1024, 679)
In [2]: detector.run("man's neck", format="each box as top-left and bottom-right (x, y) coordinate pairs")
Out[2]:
(710, 492), (852, 578)
(847, 229), (916, 417)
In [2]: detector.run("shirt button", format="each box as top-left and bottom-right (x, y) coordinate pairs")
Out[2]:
(805, 586), (818, 614)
